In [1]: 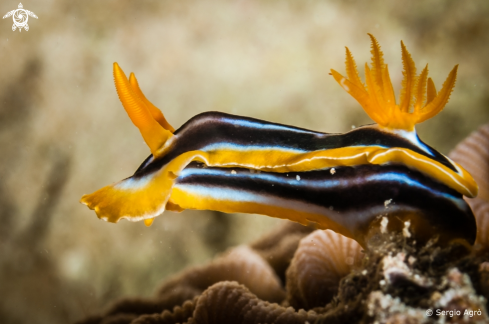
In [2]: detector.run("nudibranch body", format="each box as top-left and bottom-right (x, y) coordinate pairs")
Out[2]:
(81, 35), (477, 246)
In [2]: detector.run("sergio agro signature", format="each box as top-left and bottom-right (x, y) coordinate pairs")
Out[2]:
(426, 308), (484, 318)
(3, 3), (37, 32)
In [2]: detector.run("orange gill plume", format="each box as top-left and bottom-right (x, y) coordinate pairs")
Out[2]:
(286, 230), (363, 309)
(449, 123), (489, 252)
(330, 34), (458, 132)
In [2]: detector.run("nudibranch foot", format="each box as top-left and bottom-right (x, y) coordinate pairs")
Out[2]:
(83, 159), (477, 245)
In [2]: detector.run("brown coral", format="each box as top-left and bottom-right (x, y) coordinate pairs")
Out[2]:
(76, 225), (489, 324)
(286, 230), (363, 309)
(157, 245), (285, 303)
(450, 123), (489, 252)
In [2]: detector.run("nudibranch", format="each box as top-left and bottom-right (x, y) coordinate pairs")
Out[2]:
(81, 35), (477, 246)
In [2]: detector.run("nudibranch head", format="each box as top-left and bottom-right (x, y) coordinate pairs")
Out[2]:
(331, 34), (458, 132)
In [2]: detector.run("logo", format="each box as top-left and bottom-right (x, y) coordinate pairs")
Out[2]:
(3, 3), (38, 32)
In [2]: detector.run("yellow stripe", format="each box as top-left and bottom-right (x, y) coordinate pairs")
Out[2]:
(166, 146), (477, 197)
(168, 187), (353, 239)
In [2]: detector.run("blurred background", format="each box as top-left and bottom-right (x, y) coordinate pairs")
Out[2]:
(0, 0), (488, 323)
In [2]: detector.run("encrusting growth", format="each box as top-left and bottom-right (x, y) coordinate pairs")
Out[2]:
(330, 34), (458, 132)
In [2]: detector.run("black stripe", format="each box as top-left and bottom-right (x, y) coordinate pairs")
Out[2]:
(134, 112), (456, 176)
(175, 162), (475, 245)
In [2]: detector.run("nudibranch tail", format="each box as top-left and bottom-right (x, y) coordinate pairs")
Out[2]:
(331, 34), (458, 132)
(113, 63), (173, 156)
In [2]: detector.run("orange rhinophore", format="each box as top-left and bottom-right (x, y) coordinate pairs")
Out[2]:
(113, 63), (173, 156)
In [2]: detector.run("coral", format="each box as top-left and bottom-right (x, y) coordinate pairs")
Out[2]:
(286, 230), (363, 309)
(156, 245), (286, 303)
(450, 123), (489, 253)
(76, 224), (489, 324)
